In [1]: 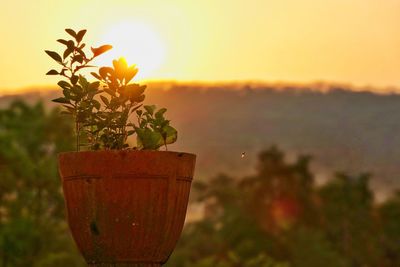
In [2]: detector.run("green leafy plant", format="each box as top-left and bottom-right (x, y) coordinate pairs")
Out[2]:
(45, 28), (177, 151)
(135, 105), (177, 150)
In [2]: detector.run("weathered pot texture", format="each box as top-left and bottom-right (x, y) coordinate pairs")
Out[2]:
(58, 150), (196, 267)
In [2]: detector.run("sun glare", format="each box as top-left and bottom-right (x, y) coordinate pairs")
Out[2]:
(95, 21), (166, 80)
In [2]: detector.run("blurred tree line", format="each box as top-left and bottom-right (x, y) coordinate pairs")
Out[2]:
(0, 101), (85, 266)
(0, 100), (399, 267)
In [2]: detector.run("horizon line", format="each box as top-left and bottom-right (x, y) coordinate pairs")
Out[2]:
(0, 79), (399, 97)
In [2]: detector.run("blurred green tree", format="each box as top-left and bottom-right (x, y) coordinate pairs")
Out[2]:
(168, 146), (398, 267)
(379, 191), (400, 267)
(0, 101), (84, 266)
(318, 172), (383, 266)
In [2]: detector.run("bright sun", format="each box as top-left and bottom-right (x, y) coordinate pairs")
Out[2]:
(95, 21), (166, 80)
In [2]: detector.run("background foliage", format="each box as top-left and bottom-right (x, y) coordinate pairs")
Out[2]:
(0, 99), (399, 266)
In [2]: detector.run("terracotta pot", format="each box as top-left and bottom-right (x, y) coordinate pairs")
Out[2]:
(58, 150), (196, 267)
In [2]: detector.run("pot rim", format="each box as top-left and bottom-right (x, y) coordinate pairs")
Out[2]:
(58, 150), (196, 158)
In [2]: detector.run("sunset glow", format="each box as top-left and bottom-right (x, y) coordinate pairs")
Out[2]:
(0, 0), (399, 92)
(94, 21), (166, 80)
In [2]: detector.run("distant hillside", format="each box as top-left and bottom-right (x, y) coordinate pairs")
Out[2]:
(2, 82), (400, 200)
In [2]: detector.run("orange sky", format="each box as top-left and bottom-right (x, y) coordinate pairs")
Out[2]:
(1, 0), (399, 93)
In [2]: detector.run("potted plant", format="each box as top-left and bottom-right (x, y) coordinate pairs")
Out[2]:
(45, 29), (196, 267)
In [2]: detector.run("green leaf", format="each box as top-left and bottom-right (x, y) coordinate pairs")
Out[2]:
(135, 127), (163, 150)
(155, 108), (167, 119)
(57, 81), (71, 90)
(65, 28), (77, 38)
(46, 69), (59, 75)
(62, 88), (71, 98)
(92, 100), (101, 110)
(78, 75), (89, 88)
(52, 97), (70, 104)
(144, 105), (156, 115)
(162, 125), (178, 145)
(71, 85), (84, 99)
(76, 29), (87, 43)
(45, 50), (62, 63)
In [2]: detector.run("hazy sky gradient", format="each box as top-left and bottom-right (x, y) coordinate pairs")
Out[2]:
(1, 0), (399, 92)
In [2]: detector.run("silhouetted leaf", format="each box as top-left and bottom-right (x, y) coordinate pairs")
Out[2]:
(76, 29), (87, 43)
(65, 28), (77, 38)
(92, 100), (101, 110)
(109, 98), (121, 109)
(75, 65), (95, 71)
(46, 69), (59, 75)
(91, 72), (102, 80)
(62, 88), (71, 98)
(89, 81), (100, 90)
(72, 55), (83, 64)
(60, 68), (68, 75)
(99, 67), (113, 80)
(100, 95), (109, 106)
(57, 39), (69, 46)
(45, 50), (62, 63)
(91, 45), (113, 57)
(63, 48), (73, 59)
(129, 104), (142, 114)
(57, 81), (71, 89)
(52, 97), (70, 104)
(71, 75), (78, 85)
(75, 47), (86, 59)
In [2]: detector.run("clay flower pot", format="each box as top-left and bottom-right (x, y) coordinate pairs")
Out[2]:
(58, 150), (196, 267)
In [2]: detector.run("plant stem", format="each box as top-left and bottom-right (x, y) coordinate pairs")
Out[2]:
(76, 122), (80, 151)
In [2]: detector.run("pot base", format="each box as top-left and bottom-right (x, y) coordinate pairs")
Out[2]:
(88, 263), (161, 267)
